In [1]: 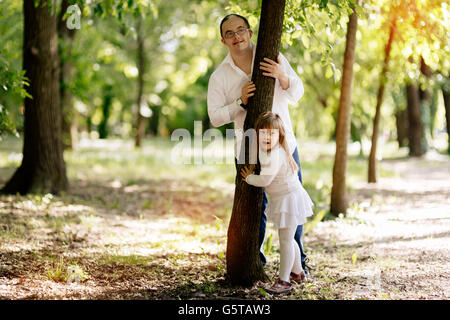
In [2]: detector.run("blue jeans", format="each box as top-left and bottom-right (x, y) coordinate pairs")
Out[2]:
(235, 146), (307, 269)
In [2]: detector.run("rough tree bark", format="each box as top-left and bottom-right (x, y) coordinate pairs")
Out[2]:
(368, 18), (396, 183)
(330, 4), (359, 216)
(226, 0), (286, 285)
(134, 16), (146, 148)
(1, 0), (68, 195)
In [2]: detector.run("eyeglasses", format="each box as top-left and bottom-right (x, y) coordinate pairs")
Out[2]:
(223, 28), (250, 39)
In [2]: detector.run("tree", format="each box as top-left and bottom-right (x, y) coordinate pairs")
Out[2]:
(443, 79), (450, 154)
(406, 81), (423, 156)
(404, 56), (432, 157)
(58, 0), (79, 151)
(226, 0), (286, 285)
(330, 2), (359, 216)
(134, 16), (146, 148)
(367, 0), (446, 181)
(1, 0), (68, 195)
(368, 8), (396, 183)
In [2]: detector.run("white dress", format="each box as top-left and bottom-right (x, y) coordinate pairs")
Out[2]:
(245, 145), (314, 229)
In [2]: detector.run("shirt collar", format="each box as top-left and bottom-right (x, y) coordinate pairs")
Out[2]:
(223, 42), (256, 77)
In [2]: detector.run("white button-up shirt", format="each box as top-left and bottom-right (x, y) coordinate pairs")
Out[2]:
(207, 43), (304, 160)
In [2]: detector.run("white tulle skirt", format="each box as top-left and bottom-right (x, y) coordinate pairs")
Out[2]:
(266, 186), (314, 229)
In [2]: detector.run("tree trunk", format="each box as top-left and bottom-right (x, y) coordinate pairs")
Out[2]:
(134, 17), (146, 148)
(1, 0), (68, 195)
(418, 56), (433, 153)
(98, 84), (113, 139)
(330, 5), (358, 216)
(395, 108), (408, 147)
(418, 87), (430, 153)
(148, 105), (161, 136)
(368, 18), (396, 183)
(442, 81), (450, 154)
(227, 0), (285, 285)
(429, 86), (439, 139)
(58, 0), (78, 151)
(406, 83), (424, 156)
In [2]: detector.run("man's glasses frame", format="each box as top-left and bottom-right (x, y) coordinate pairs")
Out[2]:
(223, 28), (250, 40)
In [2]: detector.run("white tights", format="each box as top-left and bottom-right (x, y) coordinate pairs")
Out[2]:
(278, 227), (303, 282)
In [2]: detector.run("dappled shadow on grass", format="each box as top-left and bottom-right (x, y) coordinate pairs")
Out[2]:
(0, 241), (325, 300)
(307, 230), (450, 254)
(0, 246), (228, 300)
(64, 178), (232, 227)
(0, 173), (236, 299)
(0, 176), (232, 224)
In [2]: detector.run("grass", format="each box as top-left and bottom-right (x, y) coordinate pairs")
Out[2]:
(1, 135), (448, 300)
(0, 135), (402, 224)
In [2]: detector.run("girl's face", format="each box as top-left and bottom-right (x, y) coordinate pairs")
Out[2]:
(259, 128), (280, 151)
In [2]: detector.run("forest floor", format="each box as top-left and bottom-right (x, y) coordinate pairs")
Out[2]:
(0, 137), (449, 300)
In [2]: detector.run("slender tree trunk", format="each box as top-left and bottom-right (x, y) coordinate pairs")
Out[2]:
(406, 83), (424, 156)
(418, 56), (434, 152)
(148, 105), (161, 136)
(330, 5), (359, 216)
(418, 87), (430, 153)
(368, 18), (396, 183)
(395, 108), (408, 147)
(392, 89), (408, 148)
(443, 83), (450, 154)
(98, 84), (113, 139)
(86, 115), (92, 134)
(1, 0), (68, 195)
(227, 0), (285, 285)
(58, 0), (78, 151)
(429, 86), (439, 139)
(134, 17), (146, 148)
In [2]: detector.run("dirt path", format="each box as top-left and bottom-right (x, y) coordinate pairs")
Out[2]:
(304, 152), (450, 299)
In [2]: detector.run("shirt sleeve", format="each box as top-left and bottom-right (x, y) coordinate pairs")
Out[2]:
(207, 73), (244, 127)
(279, 52), (304, 104)
(245, 149), (282, 187)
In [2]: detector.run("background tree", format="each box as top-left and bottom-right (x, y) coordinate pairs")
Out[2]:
(368, 0), (447, 182)
(443, 80), (450, 154)
(1, 0), (67, 194)
(367, 5), (396, 183)
(58, 0), (79, 151)
(330, 2), (359, 216)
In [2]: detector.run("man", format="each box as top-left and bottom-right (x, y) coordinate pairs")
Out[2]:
(207, 14), (311, 279)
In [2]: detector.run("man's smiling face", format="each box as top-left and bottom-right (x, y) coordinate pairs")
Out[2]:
(221, 16), (253, 53)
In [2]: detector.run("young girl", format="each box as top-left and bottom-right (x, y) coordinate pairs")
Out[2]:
(241, 112), (314, 294)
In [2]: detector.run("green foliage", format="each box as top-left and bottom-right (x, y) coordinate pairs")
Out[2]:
(263, 233), (275, 256)
(0, 0), (447, 147)
(0, 1), (26, 137)
(46, 257), (89, 283)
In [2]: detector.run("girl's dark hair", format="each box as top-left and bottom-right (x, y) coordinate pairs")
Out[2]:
(219, 14), (250, 38)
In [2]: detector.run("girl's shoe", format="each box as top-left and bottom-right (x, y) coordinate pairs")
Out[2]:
(266, 279), (292, 294)
(290, 271), (306, 283)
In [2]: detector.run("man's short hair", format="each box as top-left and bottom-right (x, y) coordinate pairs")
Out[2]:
(219, 14), (251, 38)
